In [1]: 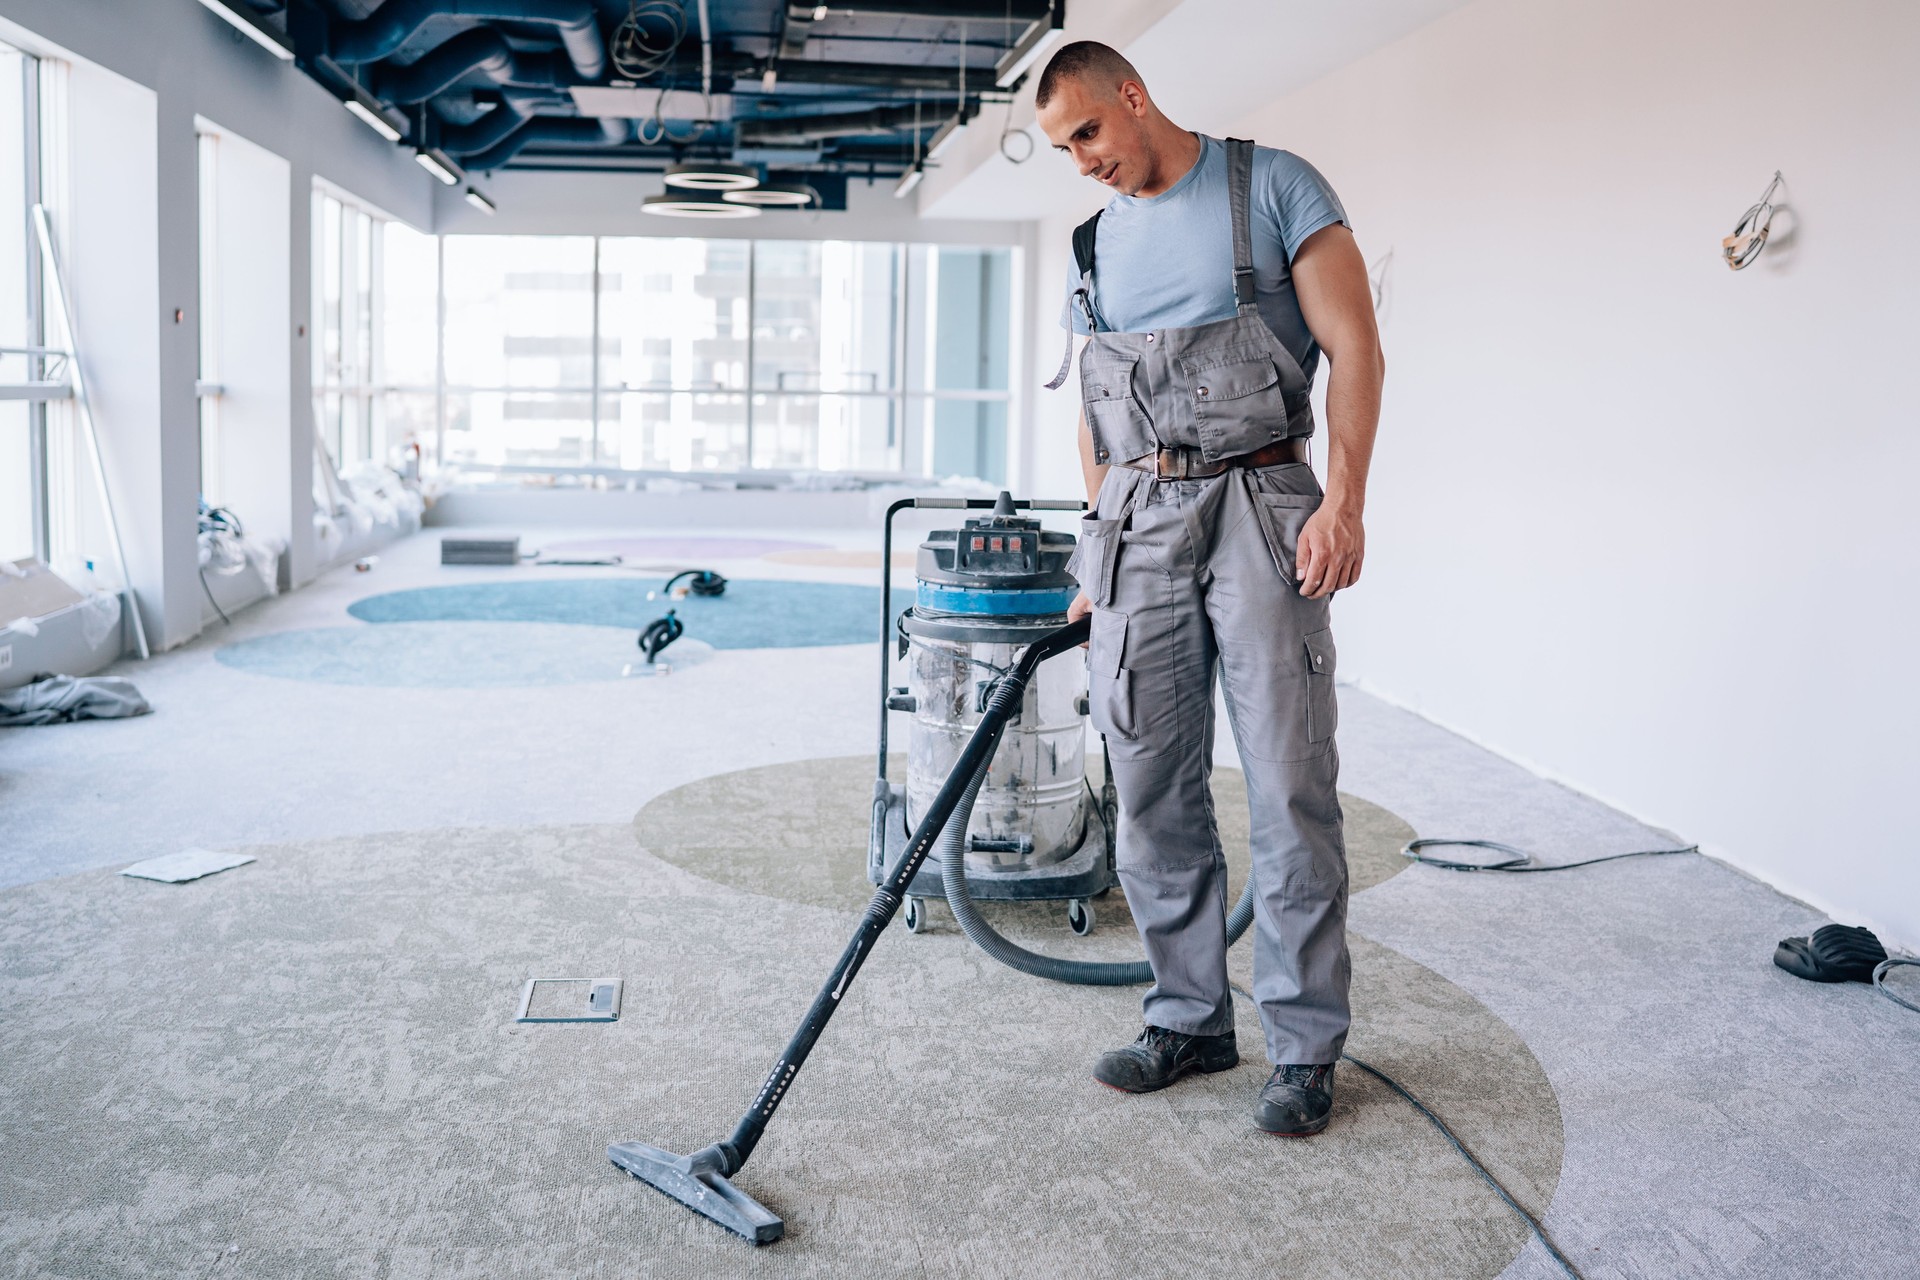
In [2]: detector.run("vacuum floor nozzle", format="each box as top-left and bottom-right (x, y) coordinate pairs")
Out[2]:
(607, 1141), (784, 1244)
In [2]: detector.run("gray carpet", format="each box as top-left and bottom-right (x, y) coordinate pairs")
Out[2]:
(6, 523), (1919, 1279)
(0, 808), (1561, 1279)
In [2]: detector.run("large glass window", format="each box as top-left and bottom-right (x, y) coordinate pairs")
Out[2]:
(195, 128), (220, 505)
(599, 236), (749, 471)
(379, 219), (438, 468)
(442, 234), (596, 470)
(310, 186), (387, 470)
(0, 41), (42, 564)
(355, 232), (1017, 483)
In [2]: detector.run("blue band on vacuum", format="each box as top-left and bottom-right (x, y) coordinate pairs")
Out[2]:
(915, 584), (1077, 616)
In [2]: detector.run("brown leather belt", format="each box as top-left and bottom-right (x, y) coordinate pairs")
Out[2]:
(1114, 437), (1308, 479)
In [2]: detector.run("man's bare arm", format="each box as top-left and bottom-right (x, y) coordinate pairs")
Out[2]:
(1289, 222), (1385, 598)
(1067, 409), (1107, 628)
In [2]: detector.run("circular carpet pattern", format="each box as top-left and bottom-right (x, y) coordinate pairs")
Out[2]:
(1, 803), (1564, 1278)
(344, 577), (880, 649)
(635, 755), (1419, 917)
(213, 622), (713, 687)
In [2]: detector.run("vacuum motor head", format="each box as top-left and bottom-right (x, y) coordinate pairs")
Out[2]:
(914, 491), (1078, 627)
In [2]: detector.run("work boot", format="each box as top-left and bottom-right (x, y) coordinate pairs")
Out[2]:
(1255, 1063), (1336, 1136)
(1093, 1025), (1238, 1093)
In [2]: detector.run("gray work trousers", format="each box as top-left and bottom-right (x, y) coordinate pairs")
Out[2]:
(1077, 461), (1350, 1066)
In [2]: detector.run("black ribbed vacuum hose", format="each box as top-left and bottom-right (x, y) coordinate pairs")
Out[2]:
(938, 748), (1256, 986)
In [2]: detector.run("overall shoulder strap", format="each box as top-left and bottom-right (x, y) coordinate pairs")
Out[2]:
(1045, 210), (1105, 390)
(1224, 138), (1256, 313)
(1070, 209), (1103, 332)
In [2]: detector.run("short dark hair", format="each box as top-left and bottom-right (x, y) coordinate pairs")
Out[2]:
(1034, 41), (1142, 109)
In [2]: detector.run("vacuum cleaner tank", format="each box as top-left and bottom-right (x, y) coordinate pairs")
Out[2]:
(903, 497), (1086, 871)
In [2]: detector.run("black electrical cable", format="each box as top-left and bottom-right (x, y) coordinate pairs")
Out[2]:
(198, 566), (232, 627)
(1401, 838), (1698, 873)
(662, 569), (727, 598)
(1225, 983), (1585, 1280)
(638, 609), (683, 663)
(1874, 957), (1920, 1015)
(197, 500), (244, 626)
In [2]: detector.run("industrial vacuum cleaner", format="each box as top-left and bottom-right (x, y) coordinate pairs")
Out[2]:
(609, 492), (1268, 1241)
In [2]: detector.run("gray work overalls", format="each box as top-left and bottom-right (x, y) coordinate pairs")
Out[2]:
(1061, 138), (1350, 1066)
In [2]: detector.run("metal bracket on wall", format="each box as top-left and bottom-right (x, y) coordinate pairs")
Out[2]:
(516, 977), (623, 1023)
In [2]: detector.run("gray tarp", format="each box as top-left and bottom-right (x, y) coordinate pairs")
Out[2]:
(0, 675), (151, 726)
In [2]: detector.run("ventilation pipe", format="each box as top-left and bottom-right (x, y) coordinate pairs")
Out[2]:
(375, 28), (580, 103)
(737, 100), (963, 148)
(463, 114), (629, 171)
(438, 88), (571, 155)
(329, 0), (608, 81)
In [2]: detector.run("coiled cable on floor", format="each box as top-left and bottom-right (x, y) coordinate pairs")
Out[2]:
(1874, 957), (1920, 1014)
(1226, 983), (1586, 1280)
(1401, 838), (1698, 873)
(662, 569), (727, 598)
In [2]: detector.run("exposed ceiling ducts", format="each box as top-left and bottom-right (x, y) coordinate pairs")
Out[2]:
(461, 113), (631, 171)
(329, 0), (608, 80)
(260, 0), (1062, 196)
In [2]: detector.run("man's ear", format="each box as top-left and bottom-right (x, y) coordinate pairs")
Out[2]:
(1119, 79), (1149, 116)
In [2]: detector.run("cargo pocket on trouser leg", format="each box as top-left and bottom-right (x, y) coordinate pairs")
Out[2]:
(1088, 610), (1136, 740)
(1252, 492), (1322, 586)
(1068, 515), (1123, 608)
(1304, 628), (1337, 743)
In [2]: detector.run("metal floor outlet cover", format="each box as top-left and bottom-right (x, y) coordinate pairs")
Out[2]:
(516, 977), (622, 1023)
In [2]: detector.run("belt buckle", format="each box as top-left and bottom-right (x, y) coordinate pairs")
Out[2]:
(1161, 448), (1188, 479)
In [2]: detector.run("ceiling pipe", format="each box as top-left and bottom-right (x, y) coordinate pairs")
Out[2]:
(713, 53), (987, 92)
(464, 114), (630, 171)
(376, 27), (578, 103)
(809, 0), (1050, 17)
(737, 100), (965, 147)
(438, 87), (571, 154)
(329, 0), (607, 81)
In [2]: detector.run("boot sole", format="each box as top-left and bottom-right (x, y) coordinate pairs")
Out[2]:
(1255, 1111), (1331, 1137)
(1093, 1052), (1240, 1094)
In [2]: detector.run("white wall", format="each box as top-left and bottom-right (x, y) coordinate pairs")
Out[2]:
(202, 119), (292, 559)
(0, 0), (435, 647)
(1213, 0), (1919, 945)
(58, 58), (176, 642)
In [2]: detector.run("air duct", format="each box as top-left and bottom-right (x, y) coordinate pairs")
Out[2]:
(737, 100), (962, 148)
(376, 28), (576, 104)
(439, 88), (569, 155)
(329, 1), (608, 81)
(463, 115), (629, 171)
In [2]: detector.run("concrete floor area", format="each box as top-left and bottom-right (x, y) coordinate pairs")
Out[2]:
(2, 523), (1916, 1279)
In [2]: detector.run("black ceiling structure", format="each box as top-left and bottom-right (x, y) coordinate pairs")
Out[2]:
(215, 1), (1064, 206)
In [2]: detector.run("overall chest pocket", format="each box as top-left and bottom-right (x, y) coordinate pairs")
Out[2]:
(1182, 350), (1287, 459)
(1079, 351), (1153, 464)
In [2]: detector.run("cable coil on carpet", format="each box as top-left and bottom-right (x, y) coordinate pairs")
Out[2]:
(1400, 838), (1699, 872)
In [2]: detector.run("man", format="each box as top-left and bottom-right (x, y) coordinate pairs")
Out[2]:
(1035, 42), (1383, 1136)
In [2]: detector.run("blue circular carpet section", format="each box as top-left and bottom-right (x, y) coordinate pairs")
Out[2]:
(345, 577), (881, 649)
(215, 579), (885, 688)
(216, 622), (656, 688)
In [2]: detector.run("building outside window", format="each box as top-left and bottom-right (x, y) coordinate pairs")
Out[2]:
(0, 39), (45, 566)
(386, 233), (1018, 484)
(311, 184), (387, 472)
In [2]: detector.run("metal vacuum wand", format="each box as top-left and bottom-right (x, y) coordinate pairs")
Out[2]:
(608, 615), (1093, 1243)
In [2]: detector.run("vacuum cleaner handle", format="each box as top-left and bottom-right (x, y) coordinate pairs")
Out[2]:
(723, 618), (1089, 1176)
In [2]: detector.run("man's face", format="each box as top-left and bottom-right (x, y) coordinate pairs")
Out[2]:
(1037, 75), (1153, 196)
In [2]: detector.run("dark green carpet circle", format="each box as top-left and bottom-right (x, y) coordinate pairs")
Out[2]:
(633, 754), (1417, 919)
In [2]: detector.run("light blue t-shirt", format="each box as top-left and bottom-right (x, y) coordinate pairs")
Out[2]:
(1060, 134), (1348, 385)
